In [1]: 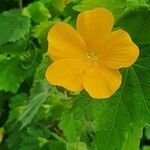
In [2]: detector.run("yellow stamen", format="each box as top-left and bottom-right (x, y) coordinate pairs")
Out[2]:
(85, 52), (99, 66)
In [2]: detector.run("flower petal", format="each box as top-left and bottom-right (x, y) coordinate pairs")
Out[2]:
(77, 8), (114, 50)
(83, 65), (122, 99)
(101, 30), (139, 69)
(48, 22), (87, 61)
(45, 59), (86, 92)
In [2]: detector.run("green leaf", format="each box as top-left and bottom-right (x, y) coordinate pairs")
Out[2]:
(18, 80), (51, 128)
(73, 74), (131, 150)
(116, 6), (150, 44)
(23, 2), (51, 23)
(0, 9), (30, 44)
(122, 125), (142, 150)
(92, 78), (131, 150)
(0, 39), (27, 55)
(41, 0), (71, 13)
(45, 140), (66, 150)
(59, 113), (80, 142)
(17, 53), (53, 128)
(66, 142), (88, 150)
(73, 0), (127, 19)
(124, 44), (150, 124)
(7, 126), (50, 150)
(32, 19), (60, 47)
(34, 54), (51, 81)
(51, 0), (71, 12)
(7, 127), (22, 149)
(7, 94), (28, 124)
(144, 146), (150, 150)
(35, 104), (52, 121)
(0, 38), (38, 93)
(10, 94), (27, 110)
(0, 58), (34, 93)
(144, 125), (150, 140)
(127, 0), (150, 7)
(72, 92), (104, 120)
(20, 127), (50, 150)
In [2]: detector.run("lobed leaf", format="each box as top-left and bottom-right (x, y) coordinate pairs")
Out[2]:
(0, 10), (30, 44)
(0, 58), (34, 93)
(23, 2), (51, 23)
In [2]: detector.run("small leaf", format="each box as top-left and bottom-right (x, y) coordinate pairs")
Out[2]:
(41, 0), (71, 12)
(32, 19), (60, 47)
(23, 2), (51, 23)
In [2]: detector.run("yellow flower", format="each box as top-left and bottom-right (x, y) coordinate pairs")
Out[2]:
(45, 8), (139, 99)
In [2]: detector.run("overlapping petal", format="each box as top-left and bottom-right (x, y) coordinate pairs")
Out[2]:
(48, 22), (87, 61)
(83, 65), (122, 98)
(101, 30), (139, 69)
(46, 58), (86, 92)
(77, 8), (114, 50)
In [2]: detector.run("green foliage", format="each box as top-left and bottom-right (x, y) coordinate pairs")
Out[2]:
(122, 126), (142, 150)
(32, 19), (60, 47)
(116, 6), (150, 44)
(23, 2), (51, 23)
(0, 0), (150, 150)
(0, 39), (36, 93)
(0, 39), (27, 55)
(73, 0), (127, 19)
(66, 142), (88, 150)
(0, 57), (33, 93)
(7, 93), (28, 124)
(18, 80), (52, 129)
(59, 113), (80, 142)
(72, 82), (131, 150)
(6, 126), (51, 150)
(144, 147), (150, 150)
(0, 10), (30, 44)
(41, 0), (71, 13)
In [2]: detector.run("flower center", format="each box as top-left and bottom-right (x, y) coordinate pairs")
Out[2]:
(85, 52), (99, 66)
